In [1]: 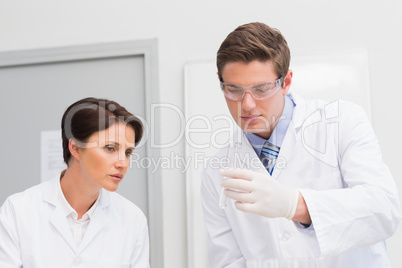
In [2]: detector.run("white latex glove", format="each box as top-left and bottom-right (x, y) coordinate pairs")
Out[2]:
(220, 168), (299, 219)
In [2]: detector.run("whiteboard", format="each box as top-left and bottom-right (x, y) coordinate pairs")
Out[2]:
(290, 49), (371, 119)
(184, 49), (371, 267)
(184, 60), (232, 268)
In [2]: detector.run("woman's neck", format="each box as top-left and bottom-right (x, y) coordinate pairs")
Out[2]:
(60, 165), (100, 219)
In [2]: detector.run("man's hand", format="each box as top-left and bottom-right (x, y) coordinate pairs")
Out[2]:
(220, 168), (299, 220)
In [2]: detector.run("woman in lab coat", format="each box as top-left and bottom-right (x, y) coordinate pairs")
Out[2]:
(0, 97), (149, 268)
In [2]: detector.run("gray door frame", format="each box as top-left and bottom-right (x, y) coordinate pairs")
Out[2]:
(0, 39), (164, 267)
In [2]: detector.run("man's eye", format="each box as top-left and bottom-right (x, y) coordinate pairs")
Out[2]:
(255, 88), (269, 93)
(227, 87), (242, 94)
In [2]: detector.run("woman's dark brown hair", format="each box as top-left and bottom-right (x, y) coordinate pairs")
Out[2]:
(61, 97), (143, 165)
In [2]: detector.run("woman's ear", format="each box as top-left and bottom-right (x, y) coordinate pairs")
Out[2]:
(69, 139), (81, 161)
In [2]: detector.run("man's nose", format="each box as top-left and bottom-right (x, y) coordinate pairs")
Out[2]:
(241, 92), (256, 111)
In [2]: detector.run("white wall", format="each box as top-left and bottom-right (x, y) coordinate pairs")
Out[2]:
(0, 0), (401, 267)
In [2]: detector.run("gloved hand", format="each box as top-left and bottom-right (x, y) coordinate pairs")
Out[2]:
(220, 168), (299, 219)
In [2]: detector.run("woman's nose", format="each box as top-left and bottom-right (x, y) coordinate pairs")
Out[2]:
(115, 155), (129, 169)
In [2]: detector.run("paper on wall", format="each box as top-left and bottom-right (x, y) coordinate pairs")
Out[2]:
(40, 130), (66, 182)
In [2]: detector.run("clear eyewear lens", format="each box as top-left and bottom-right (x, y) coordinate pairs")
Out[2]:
(221, 77), (283, 101)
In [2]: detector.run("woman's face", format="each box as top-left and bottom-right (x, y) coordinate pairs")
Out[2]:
(77, 122), (135, 192)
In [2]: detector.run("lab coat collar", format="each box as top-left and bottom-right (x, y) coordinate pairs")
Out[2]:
(287, 91), (307, 129)
(43, 175), (111, 210)
(42, 175), (111, 253)
(43, 177), (77, 252)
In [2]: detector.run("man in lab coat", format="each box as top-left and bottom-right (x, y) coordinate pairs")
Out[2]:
(201, 22), (401, 267)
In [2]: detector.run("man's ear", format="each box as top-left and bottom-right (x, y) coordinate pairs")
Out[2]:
(69, 139), (81, 161)
(282, 69), (293, 95)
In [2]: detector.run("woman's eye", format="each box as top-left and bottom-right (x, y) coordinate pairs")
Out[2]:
(125, 149), (134, 156)
(105, 146), (116, 152)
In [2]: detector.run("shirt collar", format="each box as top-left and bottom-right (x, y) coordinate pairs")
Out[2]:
(57, 177), (100, 221)
(245, 94), (295, 156)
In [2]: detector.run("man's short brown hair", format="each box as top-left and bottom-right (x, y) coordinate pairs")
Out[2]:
(217, 22), (290, 82)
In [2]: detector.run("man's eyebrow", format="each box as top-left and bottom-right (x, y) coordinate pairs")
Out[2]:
(225, 83), (242, 87)
(253, 81), (274, 86)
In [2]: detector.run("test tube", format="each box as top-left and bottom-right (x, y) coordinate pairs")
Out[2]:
(219, 142), (240, 208)
(219, 185), (228, 208)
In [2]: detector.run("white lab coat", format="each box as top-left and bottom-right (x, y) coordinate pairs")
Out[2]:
(201, 93), (401, 268)
(0, 176), (149, 268)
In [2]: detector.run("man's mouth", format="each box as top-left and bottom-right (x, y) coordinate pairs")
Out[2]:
(240, 115), (261, 120)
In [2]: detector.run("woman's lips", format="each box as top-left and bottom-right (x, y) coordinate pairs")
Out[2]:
(110, 174), (123, 181)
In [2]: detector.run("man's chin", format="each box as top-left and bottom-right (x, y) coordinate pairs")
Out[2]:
(243, 128), (267, 133)
(241, 126), (271, 139)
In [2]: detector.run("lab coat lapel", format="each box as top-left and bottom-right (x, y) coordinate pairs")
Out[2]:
(272, 121), (298, 179)
(233, 130), (268, 176)
(77, 189), (110, 253)
(235, 126), (299, 179)
(49, 205), (77, 252)
(272, 92), (307, 179)
(44, 178), (77, 252)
